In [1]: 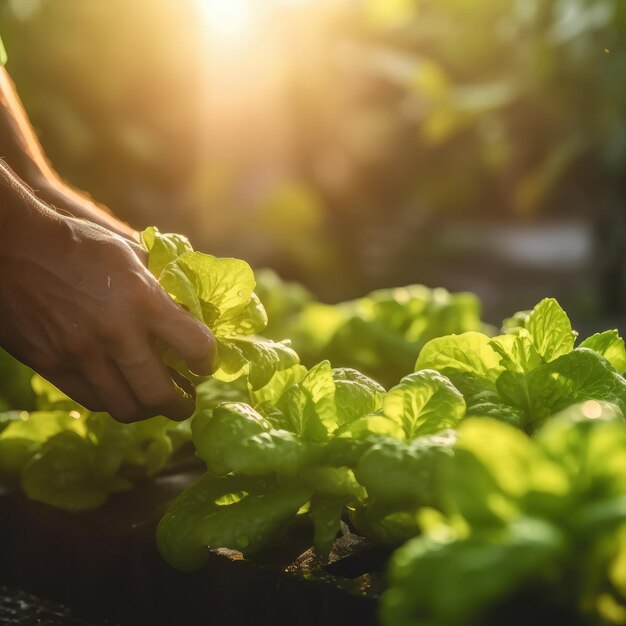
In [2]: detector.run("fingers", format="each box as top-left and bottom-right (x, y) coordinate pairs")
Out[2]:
(50, 346), (196, 424)
(147, 288), (217, 376)
(39, 370), (103, 413)
(79, 356), (144, 423)
(113, 334), (195, 422)
(40, 301), (207, 424)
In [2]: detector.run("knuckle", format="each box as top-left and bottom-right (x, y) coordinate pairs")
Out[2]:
(148, 284), (179, 313)
(116, 352), (153, 370)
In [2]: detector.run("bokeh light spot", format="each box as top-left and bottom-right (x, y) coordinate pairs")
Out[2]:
(581, 400), (603, 419)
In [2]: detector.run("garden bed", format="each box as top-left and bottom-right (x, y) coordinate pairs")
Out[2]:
(0, 469), (383, 626)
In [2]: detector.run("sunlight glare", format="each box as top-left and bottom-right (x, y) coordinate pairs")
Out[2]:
(199, 0), (253, 39)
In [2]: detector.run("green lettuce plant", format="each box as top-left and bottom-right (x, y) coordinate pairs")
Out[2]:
(0, 374), (191, 511)
(416, 298), (626, 432)
(256, 270), (488, 388)
(381, 405), (626, 626)
(157, 360), (385, 570)
(348, 299), (626, 547)
(141, 228), (299, 387)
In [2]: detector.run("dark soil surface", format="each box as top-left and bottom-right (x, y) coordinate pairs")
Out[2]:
(0, 471), (384, 626)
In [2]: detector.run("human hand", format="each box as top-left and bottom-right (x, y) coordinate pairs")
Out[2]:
(0, 185), (216, 422)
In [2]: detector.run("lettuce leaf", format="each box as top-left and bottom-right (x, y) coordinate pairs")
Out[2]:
(157, 473), (311, 571)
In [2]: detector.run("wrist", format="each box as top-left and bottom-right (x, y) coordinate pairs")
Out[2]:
(33, 176), (137, 241)
(0, 163), (62, 264)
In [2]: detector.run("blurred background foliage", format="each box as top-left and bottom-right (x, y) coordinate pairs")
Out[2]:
(0, 0), (624, 327)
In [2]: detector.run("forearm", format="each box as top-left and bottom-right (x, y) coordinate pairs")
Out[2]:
(0, 68), (135, 239)
(0, 160), (56, 259)
(33, 176), (137, 240)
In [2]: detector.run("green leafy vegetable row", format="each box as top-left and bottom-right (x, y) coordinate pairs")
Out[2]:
(152, 238), (626, 625)
(255, 269), (488, 388)
(0, 374), (190, 511)
(157, 286), (626, 576)
(2, 228), (626, 626)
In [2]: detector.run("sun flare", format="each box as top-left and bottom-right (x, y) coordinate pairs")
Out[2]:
(199, 0), (253, 39)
